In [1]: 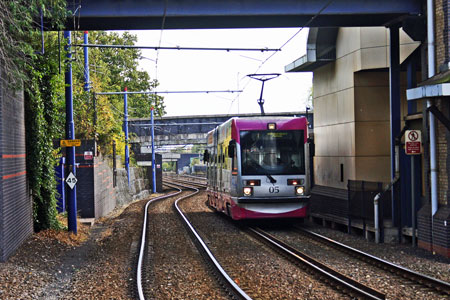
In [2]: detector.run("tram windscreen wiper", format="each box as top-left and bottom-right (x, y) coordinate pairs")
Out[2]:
(266, 174), (277, 184)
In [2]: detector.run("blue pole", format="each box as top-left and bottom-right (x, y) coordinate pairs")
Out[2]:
(64, 31), (77, 234)
(124, 87), (130, 187)
(151, 107), (156, 193)
(83, 31), (90, 92)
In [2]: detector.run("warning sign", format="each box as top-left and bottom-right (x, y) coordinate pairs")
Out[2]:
(405, 130), (421, 155)
(84, 151), (93, 160)
(60, 139), (81, 147)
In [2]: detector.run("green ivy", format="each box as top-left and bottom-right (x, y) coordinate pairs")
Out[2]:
(1, 1), (68, 231)
(25, 33), (66, 231)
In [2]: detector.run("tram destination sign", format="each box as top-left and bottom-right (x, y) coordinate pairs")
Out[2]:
(405, 130), (421, 155)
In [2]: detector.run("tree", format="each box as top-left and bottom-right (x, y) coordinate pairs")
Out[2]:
(0, 1), (67, 231)
(70, 31), (165, 156)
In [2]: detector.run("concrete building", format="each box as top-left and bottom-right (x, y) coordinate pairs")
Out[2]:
(288, 21), (450, 258)
(288, 27), (419, 188)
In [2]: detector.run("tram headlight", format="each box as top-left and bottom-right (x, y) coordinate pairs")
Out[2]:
(243, 187), (253, 196)
(295, 186), (305, 196)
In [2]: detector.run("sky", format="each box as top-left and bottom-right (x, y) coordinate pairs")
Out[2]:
(131, 28), (312, 117)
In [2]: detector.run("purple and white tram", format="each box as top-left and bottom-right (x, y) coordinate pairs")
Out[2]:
(204, 117), (310, 220)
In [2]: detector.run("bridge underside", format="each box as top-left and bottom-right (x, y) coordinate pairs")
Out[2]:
(66, 0), (421, 30)
(129, 111), (311, 147)
(135, 133), (207, 147)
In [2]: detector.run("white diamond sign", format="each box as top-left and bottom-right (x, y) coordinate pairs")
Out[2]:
(66, 172), (78, 189)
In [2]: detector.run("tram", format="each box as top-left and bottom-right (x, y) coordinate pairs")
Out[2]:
(204, 117), (310, 220)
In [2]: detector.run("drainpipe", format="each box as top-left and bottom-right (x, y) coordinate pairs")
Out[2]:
(427, 0), (438, 217)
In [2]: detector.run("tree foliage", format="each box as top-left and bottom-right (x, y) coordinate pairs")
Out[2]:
(0, 1), (67, 231)
(0, 1), (67, 88)
(1, 2), (165, 231)
(70, 31), (165, 157)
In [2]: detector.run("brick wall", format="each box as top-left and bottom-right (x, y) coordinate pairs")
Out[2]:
(435, 0), (446, 68)
(435, 100), (449, 206)
(61, 140), (116, 219)
(0, 71), (33, 261)
(417, 2), (450, 258)
(94, 156), (115, 218)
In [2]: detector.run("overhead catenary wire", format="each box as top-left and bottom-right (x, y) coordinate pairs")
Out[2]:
(154, 0), (169, 85)
(95, 90), (242, 95)
(72, 44), (280, 52)
(228, 0), (335, 111)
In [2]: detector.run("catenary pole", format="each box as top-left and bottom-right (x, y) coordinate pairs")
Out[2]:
(83, 31), (90, 92)
(151, 107), (156, 193)
(124, 87), (130, 187)
(64, 31), (77, 234)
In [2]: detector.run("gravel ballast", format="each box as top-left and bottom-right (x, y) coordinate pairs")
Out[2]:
(1, 188), (449, 299)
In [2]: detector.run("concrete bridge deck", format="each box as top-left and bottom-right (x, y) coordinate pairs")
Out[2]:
(129, 111), (313, 146)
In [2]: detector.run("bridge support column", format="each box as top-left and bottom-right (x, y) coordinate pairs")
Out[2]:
(389, 25), (401, 237)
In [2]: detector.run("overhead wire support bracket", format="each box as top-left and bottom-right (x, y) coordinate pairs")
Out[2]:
(72, 44), (280, 52)
(247, 73), (281, 115)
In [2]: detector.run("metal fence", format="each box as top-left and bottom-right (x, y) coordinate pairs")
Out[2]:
(347, 180), (392, 229)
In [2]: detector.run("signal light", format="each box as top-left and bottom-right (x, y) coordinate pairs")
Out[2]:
(287, 179), (304, 185)
(244, 179), (261, 186)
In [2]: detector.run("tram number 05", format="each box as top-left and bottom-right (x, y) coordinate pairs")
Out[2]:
(269, 186), (280, 193)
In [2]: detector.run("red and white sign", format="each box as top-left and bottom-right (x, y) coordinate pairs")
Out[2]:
(405, 130), (421, 155)
(84, 151), (93, 160)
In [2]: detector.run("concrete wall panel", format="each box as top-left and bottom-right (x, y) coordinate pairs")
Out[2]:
(314, 156), (356, 189)
(354, 86), (390, 122)
(355, 121), (390, 157)
(337, 87), (355, 124)
(337, 122), (355, 157)
(360, 27), (388, 48)
(355, 156), (390, 183)
(336, 27), (360, 59)
(360, 46), (388, 70)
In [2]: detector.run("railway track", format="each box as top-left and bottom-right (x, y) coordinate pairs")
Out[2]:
(293, 226), (450, 297)
(137, 175), (448, 299)
(256, 224), (450, 300)
(170, 174), (385, 299)
(164, 175), (207, 188)
(247, 227), (386, 300)
(136, 186), (182, 299)
(136, 179), (251, 300)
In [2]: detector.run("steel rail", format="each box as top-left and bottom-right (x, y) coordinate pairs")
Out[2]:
(136, 187), (183, 300)
(248, 227), (386, 300)
(165, 176), (207, 188)
(296, 227), (450, 295)
(171, 180), (252, 300)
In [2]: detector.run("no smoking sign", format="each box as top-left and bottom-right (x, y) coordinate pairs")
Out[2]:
(405, 130), (422, 155)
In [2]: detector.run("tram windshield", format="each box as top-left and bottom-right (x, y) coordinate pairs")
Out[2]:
(240, 130), (305, 175)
